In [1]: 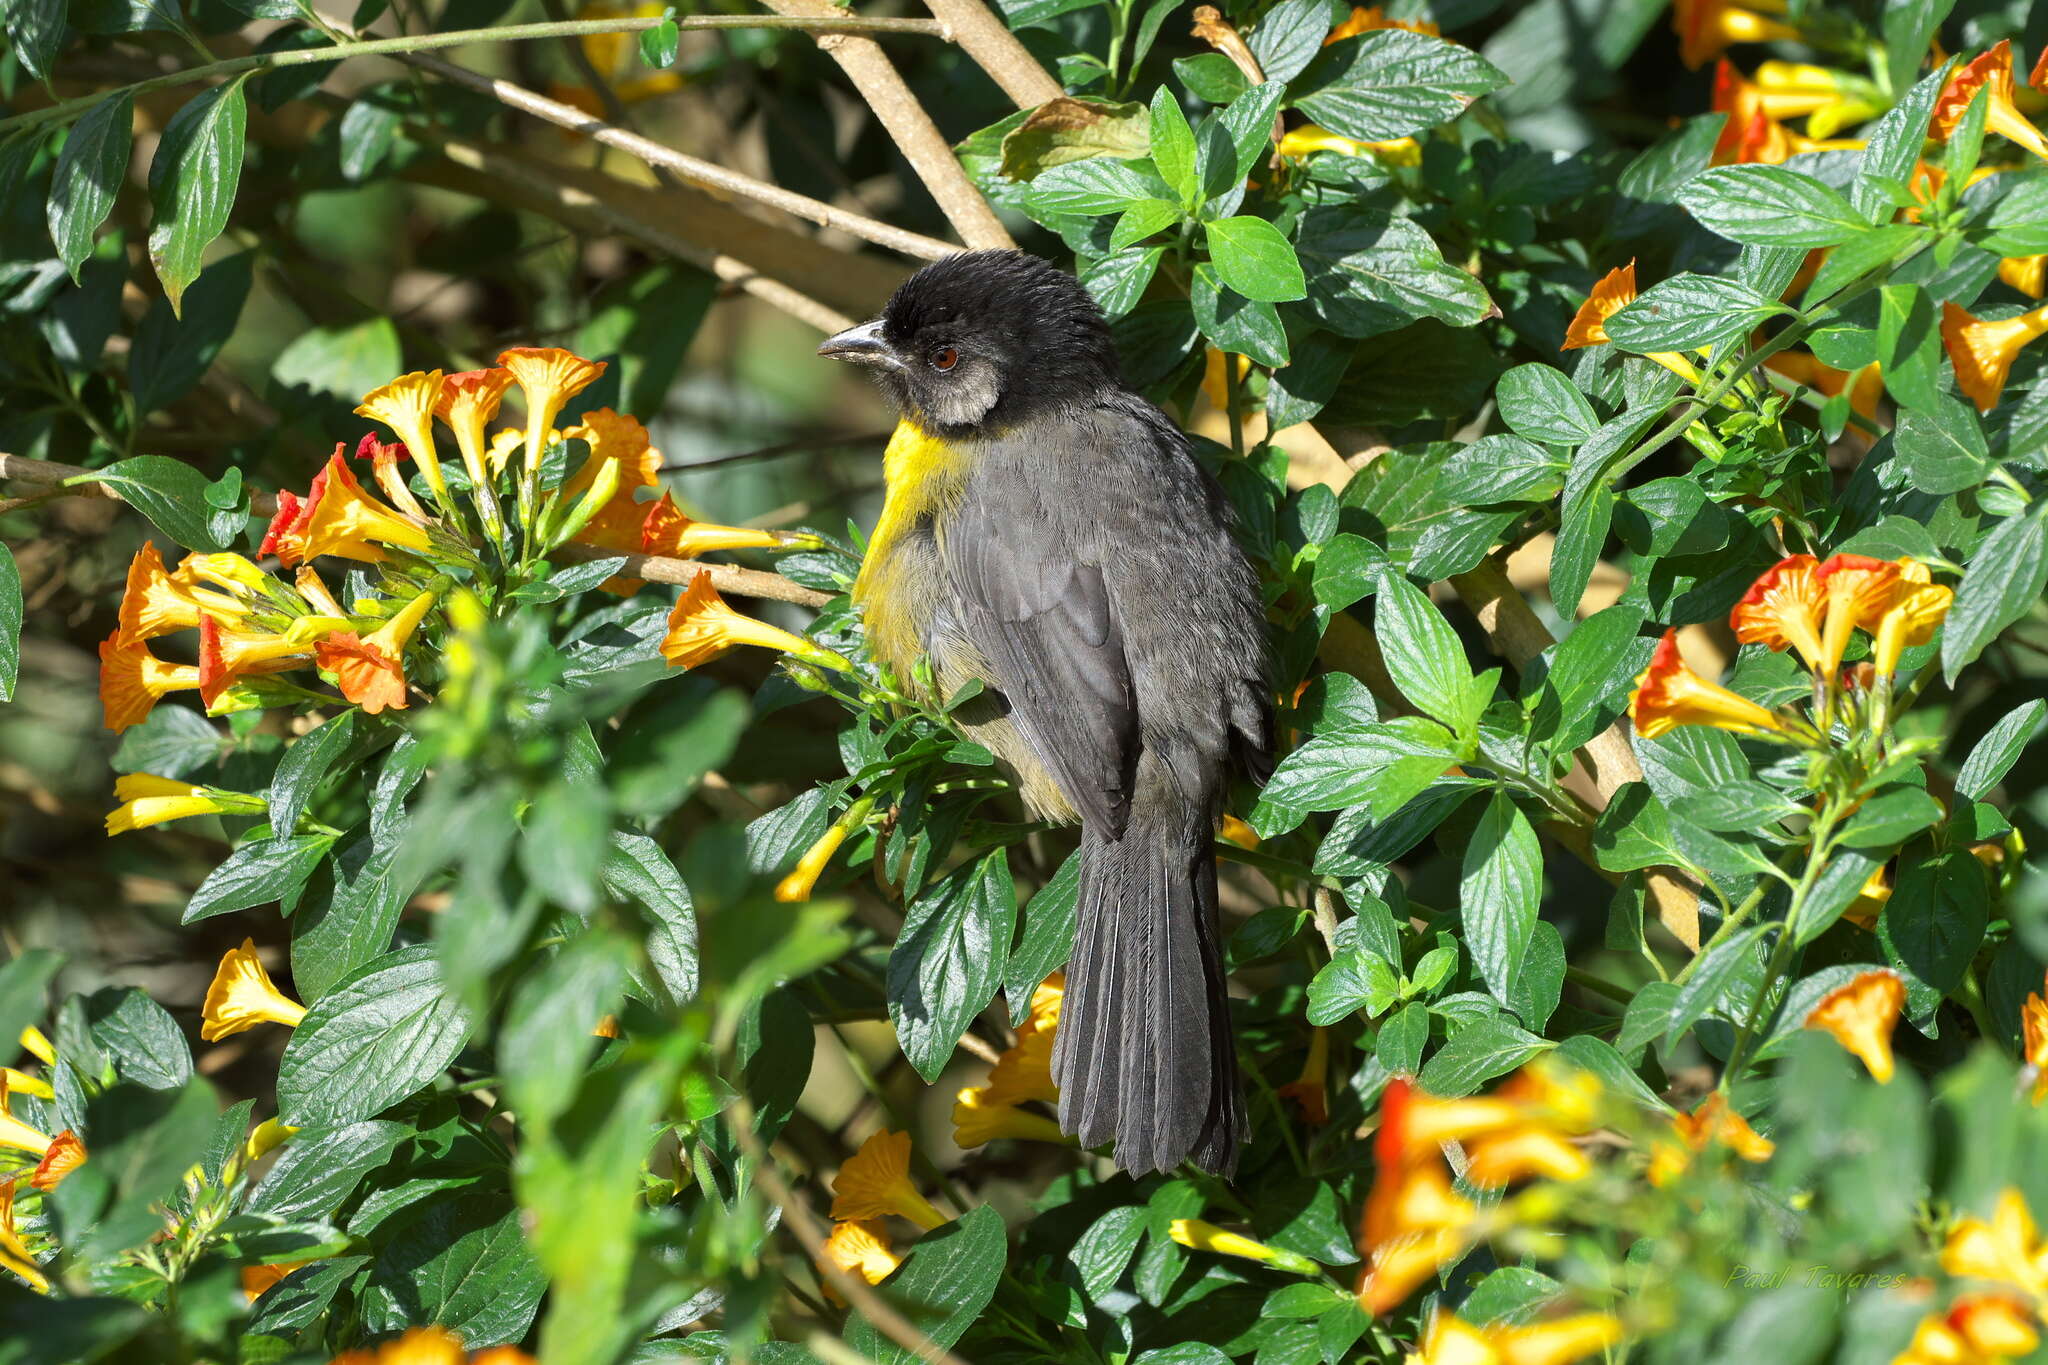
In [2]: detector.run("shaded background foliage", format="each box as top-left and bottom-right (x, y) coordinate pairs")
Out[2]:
(4, 0), (2048, 1360)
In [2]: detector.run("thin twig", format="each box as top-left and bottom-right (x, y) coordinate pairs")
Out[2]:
(665, 431), (892, 473)
(755, 0), (1014, 251)
(389, 49), (960, 261)
(0, 453), (829, 608)
(917, 0), (1061, 108)
(0, 15), (947, 136)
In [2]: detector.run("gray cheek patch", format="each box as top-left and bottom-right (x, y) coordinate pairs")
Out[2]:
(928, 362), (1001, 428)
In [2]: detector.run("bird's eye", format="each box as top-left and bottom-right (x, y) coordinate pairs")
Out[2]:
(930, 346), (959, 372)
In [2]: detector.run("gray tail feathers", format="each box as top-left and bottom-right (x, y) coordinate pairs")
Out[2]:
(1051, 815), (1244, 1175)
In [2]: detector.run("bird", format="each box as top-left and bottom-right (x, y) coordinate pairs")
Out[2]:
(818, 249), (1273, 1175)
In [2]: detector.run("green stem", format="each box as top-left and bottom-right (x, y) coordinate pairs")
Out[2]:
(1720, 804), (1843, 1083)
(1604, 242), (1931, 490)
(0, 14), (947, 136)
(1563, 965), (1636, 1007)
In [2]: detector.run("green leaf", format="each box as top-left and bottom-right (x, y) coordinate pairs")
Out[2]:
(1879, 851), (1988, 996)
(1666, 924), (1767, 1045)
(1496, 363), (1598, 446)
(888, 852), (1015, 1081)
(1216, 81), (1288, 184)
(83, 987), (190, 1090)
(1856, 64), (1950, 220)
(1007, 851), (1078, 1024)
(1376, 999), (1429, 1072)
(1437, 434), (1565, 506)
(1148, 86), (1198, 204)
(128, 252), (253, 415)
(361, 1191), (546, 1347)
(1294, 29), (1510, 143)
(1312, 532), (1391, 611)
(1973, 174), (2048, 256)
(268, 711), (354, 837)
(1071, 1205), (1148, 1298)
(1552, 1034), (1664, 1111)
(1894, 396), (1993, 494)
(1956, 699), (2047, 800)
(1191, 263), (1288, 367)
(1206, 215), (1306, 303)
(847, 1206), (1008, 1364)
(1376, 571), (1475, 730)
(602, 832), (697, 1008)
(1874, 283), (1943, 412)
(1460, 793), (1543, 1004)
(1532, 604), (1648, 754)
(638, 14), (679, 67)
(336, 88), (402, 183)
(1604, 273), (1785, 351)
(1080, 245), (1165, 318)
(292, 839), (413, 1002)
(2, 0), (65, 80)
(53, 1080), (218, 1264)
(1417, 1018), (1550, 1097)
(48, 94), (133, 281)
(501, 931), (632, 1134)
(0, 952), (64, 1071)
(1247, 0), (1333, 86)
(1307, 947), (1401, 1024)
(183, 834), (335, 923)
(1174, 53), (1250, 104)
(1836, 784), (1945, 850)
(276, 945), (474, 1128)
(79, 455), (239, 552)
(1110, 197), (1181, 250)
(1255, 715), (1459, 825)
(1028, 155), (1155, 216)
(1944, 508), (2048, 681)
(146, 76), (249, 316)
(608, 679), (747, 820)
(1679, 165), (1870, 248)
(0, 543), (18, 704)
(1292, 205), (1494, 338)
(245, 1120), (408, 1221)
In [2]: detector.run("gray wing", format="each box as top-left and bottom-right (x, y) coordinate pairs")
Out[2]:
(943, 472), (1138, 837)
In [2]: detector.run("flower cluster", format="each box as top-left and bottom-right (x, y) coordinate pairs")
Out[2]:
(1358, 1063), (1603, 1315)
(325, 1325), (534, 1365)
(99, 349), (811, 746)
(1, 1028), (86, 1291)
(1901, 1186), (2048, 1365)
(1629, 552), (1953, 744)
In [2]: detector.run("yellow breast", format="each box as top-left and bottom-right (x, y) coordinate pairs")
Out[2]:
(853, 420), (970, 682)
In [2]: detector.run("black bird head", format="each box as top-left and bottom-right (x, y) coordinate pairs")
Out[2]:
(818, 249), (1121, 433)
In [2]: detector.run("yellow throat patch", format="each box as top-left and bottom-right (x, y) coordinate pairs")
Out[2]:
(853, 419), (969, 678)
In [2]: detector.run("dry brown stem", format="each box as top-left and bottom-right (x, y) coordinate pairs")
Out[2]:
(754, 0), (1014, 251)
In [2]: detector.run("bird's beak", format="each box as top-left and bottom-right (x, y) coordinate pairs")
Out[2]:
(817, 319), (902, 370)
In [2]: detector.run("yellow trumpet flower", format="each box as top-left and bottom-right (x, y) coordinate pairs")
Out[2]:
(1934, 42), (2048, 162)
(98, 630), (201, 734)
(200, 939), (307, 1042)
(497, 347), (608, 477)
(1804, 969), (1904, 1082)
(355, 371), (451, 508)
(105, 773), (265, 835)
(1942, 299), (2048, 413)
(1942, 1188), (2048, 1297)
(818, 1219), (901, 1301)
(1168, 1219), (1322, 1275)
(660, 571), (849, 673)
(951, 1087), (1068, 1148)
(1559, 262), (1701, 381)
(1629, 629), (1790, 740)
(829, 1130), (947, 1230)
(0, 1179), (47, 1293)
